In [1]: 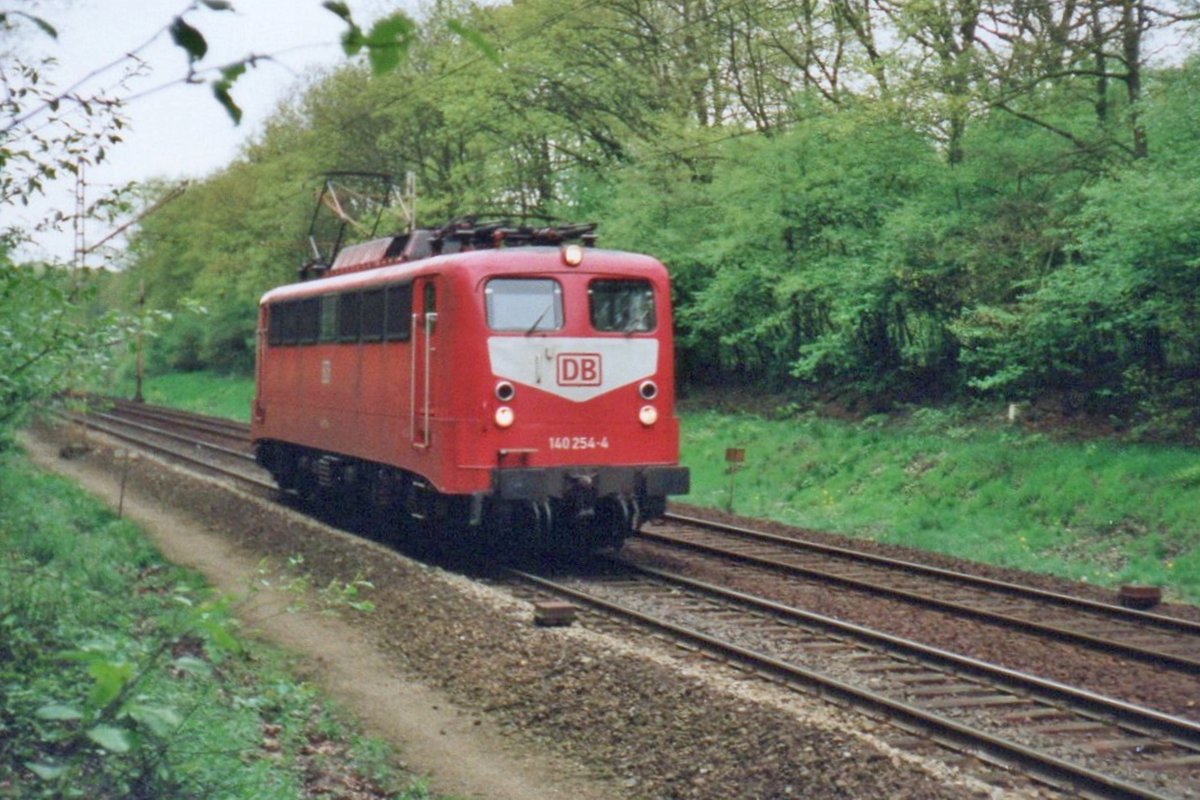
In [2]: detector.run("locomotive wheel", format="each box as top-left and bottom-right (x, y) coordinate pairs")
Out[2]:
(362, 468), (406, 543)
(590, 496), (634, 552)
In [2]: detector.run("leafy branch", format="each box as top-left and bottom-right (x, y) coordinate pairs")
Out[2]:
(23, 595), (241, 784)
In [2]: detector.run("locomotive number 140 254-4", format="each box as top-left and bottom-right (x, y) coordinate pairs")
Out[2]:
(548, 436), (610, 451)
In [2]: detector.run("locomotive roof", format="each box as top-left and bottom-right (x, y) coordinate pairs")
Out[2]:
(259, 246), (667, 306)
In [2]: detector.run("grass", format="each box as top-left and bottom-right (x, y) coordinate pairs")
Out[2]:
(118, 370), (1200, 604)
(0, 446), (441, 799)
(681, 407), (1200, 603)
(112, 371), (256, 422)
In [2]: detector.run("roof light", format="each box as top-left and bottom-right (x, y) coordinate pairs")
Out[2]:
(562, 244), (584, 267)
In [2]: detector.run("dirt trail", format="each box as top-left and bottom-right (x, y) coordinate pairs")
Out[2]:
(22, 433), (624, 800)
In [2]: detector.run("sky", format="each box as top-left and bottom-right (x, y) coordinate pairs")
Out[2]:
(9, 0), (414, 264)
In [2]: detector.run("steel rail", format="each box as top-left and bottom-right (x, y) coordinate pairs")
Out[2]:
(106, 402), (249, 441)
(660, 512), (1200, 635)
(640, 525), (1200, 673)
(511, 568), (1181, 800)
(102, 398), (251, 441)
(82, 410), (257, 464)
(58, 412), (275, 494)
(626, 560), (1200, 747)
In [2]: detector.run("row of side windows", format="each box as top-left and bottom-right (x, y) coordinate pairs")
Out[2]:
(267, 283), (414, 346)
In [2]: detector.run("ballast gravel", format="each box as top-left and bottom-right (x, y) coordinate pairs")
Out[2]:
(33, 427), (1061, 800)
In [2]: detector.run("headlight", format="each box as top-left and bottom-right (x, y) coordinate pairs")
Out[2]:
(495, 406), (515, 428)
(638, 405), (658, 426)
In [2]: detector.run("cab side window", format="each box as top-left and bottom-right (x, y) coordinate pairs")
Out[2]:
(267, 304), (283, 346)
(319, 296), (337, 342)
(361, 289), (385, 341)
(337, 293), (361, 341)
(423, 282), (438, 335)
(385, 283), (412, 341)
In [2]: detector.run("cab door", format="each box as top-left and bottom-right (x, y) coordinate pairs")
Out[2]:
(410, 278), (438, 448)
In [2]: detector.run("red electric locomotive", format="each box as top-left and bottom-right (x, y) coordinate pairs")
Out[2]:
(250, 220), (689, 550)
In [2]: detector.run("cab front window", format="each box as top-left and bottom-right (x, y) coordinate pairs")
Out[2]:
(589, 279), (655, 333)
(485, 278), (563, 332)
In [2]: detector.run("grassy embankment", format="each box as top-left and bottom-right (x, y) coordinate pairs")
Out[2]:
(116, 371), (1200, 604)
(684, 407), (1200, 603)
(0, 448), (439, 799)
(117, 370), (258, 421)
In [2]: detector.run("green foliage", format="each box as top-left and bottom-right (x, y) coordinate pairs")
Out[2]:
(0, 453), (245, 796)
(0, 262), (127, 442)
(93, 3), (1200, 434)
(168, 16), (208, 63)
(446, 19), (500, 65)
(146, 310), (207, 374)
(110, 370), (256, 421)
(212, 63), (248, 125)
(250, 554), (377, 617)
(0, 450), (430, 799)
(679, 406), (1200, 602)
(950, 61), (1200, 429)
(121, 157), (316, 376)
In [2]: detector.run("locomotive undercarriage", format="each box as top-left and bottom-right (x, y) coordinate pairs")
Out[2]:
(255, 441), (684, 553)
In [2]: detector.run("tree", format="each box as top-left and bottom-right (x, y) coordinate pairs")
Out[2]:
(100, 0), (1200, 431)
(0, 2), (421, 436)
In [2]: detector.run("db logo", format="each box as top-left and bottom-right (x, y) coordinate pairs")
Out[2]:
(557, 353), (602, 386)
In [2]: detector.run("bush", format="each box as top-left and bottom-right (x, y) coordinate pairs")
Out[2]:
(148, 314), (207, 374)
(0, 452), (406, 798)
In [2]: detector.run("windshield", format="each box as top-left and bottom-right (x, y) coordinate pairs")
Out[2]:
(485, 278), (563, 332)
(589, 279), (655, 332)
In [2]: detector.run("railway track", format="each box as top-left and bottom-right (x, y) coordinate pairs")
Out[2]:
(61, 398), (1200, 797)
(510, 564), (1200, 799)
(95, 398), (253, 449)
(59, 401), (272, 496)
(74, 397), (1200, 679)
(635, 517), (1200, 674)
(73, 399), (1200, 654)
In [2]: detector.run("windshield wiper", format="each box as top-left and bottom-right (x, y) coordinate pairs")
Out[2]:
(624, 306), (652, 336)
(525, 301), (555, 335)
